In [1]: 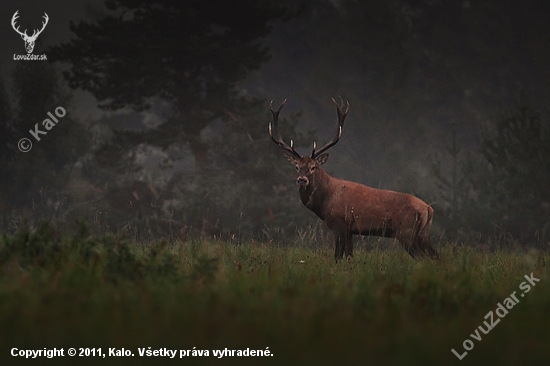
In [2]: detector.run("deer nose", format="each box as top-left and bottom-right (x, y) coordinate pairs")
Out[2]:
(297, 176), (309, 186)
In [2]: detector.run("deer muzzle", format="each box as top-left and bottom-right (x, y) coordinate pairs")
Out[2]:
(297, 176), (309, 187)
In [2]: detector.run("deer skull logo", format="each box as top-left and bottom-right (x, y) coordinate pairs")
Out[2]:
(11, 11), (49, 54)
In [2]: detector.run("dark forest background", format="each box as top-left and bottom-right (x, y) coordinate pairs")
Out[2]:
(0, 0), (549, 247)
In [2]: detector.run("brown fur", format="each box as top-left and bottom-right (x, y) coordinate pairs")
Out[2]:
(288, 155), (439, 261)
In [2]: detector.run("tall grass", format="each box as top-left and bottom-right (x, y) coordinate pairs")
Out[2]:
(0, 222), (548, 365)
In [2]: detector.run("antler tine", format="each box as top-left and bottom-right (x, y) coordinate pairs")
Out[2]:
(269, 99), (301, 158)
(33, 13), (49, 37)
(311, 97), (350, 158)
(331, 96), (350, 117)
(11, 10), (27, 36)
(41, 13), (49, 29)
(11, 10), (19, 24)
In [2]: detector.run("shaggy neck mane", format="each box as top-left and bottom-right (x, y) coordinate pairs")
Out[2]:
(299, 167), (332, 215)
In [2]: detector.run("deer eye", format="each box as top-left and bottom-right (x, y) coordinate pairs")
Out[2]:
(295, 166), (299, 171)
(310, 166), (316, 171)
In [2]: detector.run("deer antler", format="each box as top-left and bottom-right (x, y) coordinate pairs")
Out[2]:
(31, 13), (49, 39)
(311, 96), (350, 158)
(11, 11), (48, 40)
(269, 99), (301, 159)
(11, 11), (27, 37)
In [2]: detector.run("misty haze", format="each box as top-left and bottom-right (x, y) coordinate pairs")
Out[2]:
(0, 1), (548, 365)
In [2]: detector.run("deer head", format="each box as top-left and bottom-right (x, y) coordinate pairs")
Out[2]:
(12, 11), (49, 54)
(269, 97), (350, 188)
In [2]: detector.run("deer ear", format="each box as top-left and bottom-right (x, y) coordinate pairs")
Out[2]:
(286, 154), (299, 164)
(315, 153), (329, 165)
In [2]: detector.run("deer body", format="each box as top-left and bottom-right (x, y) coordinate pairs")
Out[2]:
(270, 98), (439, 261)
(295, 158), (436, 259)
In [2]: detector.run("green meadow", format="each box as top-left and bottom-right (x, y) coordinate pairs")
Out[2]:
(0, 222), (548, 365)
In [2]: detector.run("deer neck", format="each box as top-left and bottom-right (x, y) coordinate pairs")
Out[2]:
(299, 167), (332, 216)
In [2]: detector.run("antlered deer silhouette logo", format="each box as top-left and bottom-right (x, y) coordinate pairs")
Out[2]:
(11, 10), (49, 54)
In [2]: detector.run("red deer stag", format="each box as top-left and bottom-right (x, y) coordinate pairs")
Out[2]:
(269, 98), (439, 261)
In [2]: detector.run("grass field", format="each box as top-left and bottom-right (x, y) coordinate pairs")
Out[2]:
(0, 222), (549, 365)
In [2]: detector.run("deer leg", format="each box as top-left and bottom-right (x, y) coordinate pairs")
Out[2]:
(416, 235), (440, 260)
(403, 242), (418, 258)
(334, 231), (345, 262)
(397, 230), (421, 259)
(401, 237), (439, 260)
(416, 206), (439, 259)
(425, 245), (440, 260)
(398, 214), (435, 259)
(344, 231), (353, 259)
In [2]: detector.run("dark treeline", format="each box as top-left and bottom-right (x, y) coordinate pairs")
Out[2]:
(0, 0), (548, 247)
